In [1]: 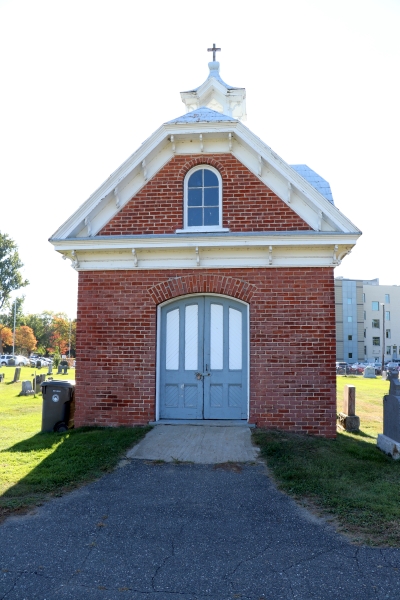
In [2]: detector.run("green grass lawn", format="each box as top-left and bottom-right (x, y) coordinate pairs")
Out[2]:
(253, 375), (400, 546)
(0, 366), (150, 523)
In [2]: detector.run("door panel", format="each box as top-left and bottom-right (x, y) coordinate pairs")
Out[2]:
(160, 296), (247, 420)
(160, 298), (204, 419)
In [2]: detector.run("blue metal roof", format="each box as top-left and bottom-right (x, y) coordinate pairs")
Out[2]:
(290, 164), (334, 204)
(167, 107), (237, 124)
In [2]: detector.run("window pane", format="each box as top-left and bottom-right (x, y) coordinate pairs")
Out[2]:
(347, 316), (352, 322)
(347, 298), (352, 304)
(373, 337), (380, 346)
(204, 207), (219, 226)
(386, 311), (390, 321)
(185, 305), (198, 371)
(210, 304), (223, 369)
(204, 187), (219, 206)
(229, 308), (242, 370)
(188, 188), (202, 206)
(166, 309), (179, 370)
(372, 319), (380, 328)
(204, 169), (218, 186)
(385, 294), (390, 303)
(188, 208), (203, 226)
(372, 301), (379, 311)
(188, 170), (203, 187)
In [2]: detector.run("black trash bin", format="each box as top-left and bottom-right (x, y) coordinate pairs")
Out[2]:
(41, 380), (75, 433)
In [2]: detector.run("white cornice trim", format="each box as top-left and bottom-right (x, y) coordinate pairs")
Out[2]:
(53, 231), (359, 272)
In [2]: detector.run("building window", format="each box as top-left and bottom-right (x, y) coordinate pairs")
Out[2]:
(348, 335), (352, 340)
(347, 298), (352, 304)
(364, 329), (366, 338)
(347, 316), (352, 322)
(372, 301), (379, 311)
(386, 329), (391, 339)
(372, 319), (380, 328)
(387, 346), (392, 355)
(363, 293), (365, 302)
(182, 165), (224, 231)
(364, 311), (366, 320)
(386, 311), (390, 321)
(348, 353), (353, 359)
(364, 346), (367, 355)
(373, 337), (380, 346)
(393, 345), (398, 355)
(385, 294), (390, 303)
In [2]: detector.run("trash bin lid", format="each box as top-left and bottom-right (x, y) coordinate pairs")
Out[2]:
(40, 379), (76, 388)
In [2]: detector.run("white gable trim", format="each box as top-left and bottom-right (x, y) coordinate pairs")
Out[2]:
(50, 118), (360, 243)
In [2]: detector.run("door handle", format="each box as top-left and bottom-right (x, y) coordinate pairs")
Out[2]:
(195, 372), (203, 380)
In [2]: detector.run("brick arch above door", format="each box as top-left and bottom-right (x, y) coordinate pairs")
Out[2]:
(148, 274), (257, 305)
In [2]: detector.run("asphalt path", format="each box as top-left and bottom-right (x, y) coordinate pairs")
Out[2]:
(1, 455), (400, 599)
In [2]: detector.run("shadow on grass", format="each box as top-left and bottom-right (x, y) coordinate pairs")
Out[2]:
(0, 426), (151, 520)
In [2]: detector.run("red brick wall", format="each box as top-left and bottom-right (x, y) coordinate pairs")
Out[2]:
(76, 268), (336, 438)
(99, 154), (311, 235)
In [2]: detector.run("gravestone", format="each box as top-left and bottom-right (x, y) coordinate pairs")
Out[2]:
(33, 373), (46, 393)
(363, 366), (376, 379)
(13, 368), (21, 383)
(47, 364), (53, 375)
(337, 385), (360, 432)
(0, 373), (4, 383)
(20, 380), (35, 396)
(377, 373), (400, 459)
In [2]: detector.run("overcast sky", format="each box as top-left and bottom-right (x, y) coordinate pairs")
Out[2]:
(1, 0), (399, 319)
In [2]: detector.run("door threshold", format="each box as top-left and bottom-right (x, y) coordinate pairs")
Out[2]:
(150, 419), (255, 428)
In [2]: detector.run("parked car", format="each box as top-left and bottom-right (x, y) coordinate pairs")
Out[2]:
(0, 354), (15, 366)
(15, 355), (29, 366)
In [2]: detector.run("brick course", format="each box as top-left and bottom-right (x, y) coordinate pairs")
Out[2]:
(76, 268), (336, 438)
(99, 154), (311, 235)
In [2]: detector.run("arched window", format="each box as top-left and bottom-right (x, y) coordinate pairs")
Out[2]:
(179, 165), (227, 232)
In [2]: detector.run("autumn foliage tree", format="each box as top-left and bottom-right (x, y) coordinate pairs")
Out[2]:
(15, 326), (37, 355)
(0, 325), (13, 353)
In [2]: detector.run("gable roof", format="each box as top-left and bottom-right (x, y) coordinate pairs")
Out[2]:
(50, 106), (360, 242)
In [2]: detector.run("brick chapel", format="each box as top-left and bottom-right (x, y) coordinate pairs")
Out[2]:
(50, 51), (360, 438)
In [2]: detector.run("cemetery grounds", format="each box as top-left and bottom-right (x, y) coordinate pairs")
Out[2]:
(254, 375), (400, 547)
(0, 366), (150, 525)
(0, 368), (399, 546)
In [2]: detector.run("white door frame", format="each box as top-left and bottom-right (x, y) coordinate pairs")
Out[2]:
(155, 293), (250, 421)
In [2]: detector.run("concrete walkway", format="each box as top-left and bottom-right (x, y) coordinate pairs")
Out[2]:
(1, 426), (400, 599)
(127, 424), (260, 463)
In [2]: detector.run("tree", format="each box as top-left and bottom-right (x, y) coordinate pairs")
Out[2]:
(15, 325), (37, 355)
(0, 232), (29, 310)
(0, 325), (13, 353)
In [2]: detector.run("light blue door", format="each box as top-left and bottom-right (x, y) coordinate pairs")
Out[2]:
(160, 296), (248, 420)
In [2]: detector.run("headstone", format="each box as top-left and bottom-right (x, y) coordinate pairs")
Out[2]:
(363, 366), (376, 379)
(337, 385), (360, 432)
(0, 373), (4, 383)
(47, 364), (53, 375)
(13, 367), (21, 383)
(33, 373), (46, 393)
(20, 380), (35, 396)
(377, 373), (400, 459)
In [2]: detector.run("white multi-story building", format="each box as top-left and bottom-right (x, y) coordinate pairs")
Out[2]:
(335, 278), (400, 364)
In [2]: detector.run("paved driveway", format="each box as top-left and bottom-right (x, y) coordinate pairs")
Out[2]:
(1, 427), (400, 599)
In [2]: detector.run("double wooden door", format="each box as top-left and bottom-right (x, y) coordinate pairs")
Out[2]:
(160, 296), (248, 420)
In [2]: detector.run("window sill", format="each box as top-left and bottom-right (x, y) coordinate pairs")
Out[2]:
(175, 227), (230, 234)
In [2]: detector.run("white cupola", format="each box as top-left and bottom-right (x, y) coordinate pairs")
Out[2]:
(180, 60), (247, 121)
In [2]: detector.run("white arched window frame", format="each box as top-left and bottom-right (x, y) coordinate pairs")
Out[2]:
(176, 165), (229, 233)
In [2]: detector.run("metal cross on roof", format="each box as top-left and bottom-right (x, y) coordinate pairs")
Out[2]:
(207, 43), (221, 61)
